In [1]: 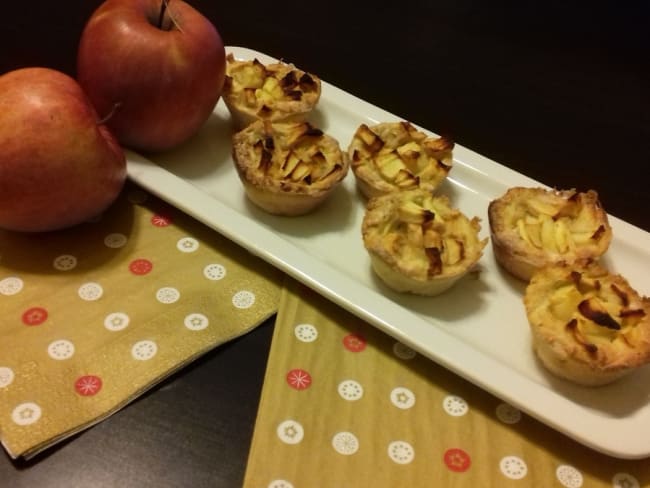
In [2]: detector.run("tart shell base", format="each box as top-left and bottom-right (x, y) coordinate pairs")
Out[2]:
(532, 336), (634, 387)
(237, 175), (331, 216)
(490, 234), (540, 282)
(369, 254), (466, 296)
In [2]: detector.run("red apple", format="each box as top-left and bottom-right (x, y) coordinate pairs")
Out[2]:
(0, 67), (126, 232)
(76, 0), (226, 152)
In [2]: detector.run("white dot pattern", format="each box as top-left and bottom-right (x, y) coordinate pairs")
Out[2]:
(332, 431), (359, 455)
(12, 402), (42, 426)
(104, 312), (130, 331)
(78, 282), (103, 301)
(612, 472), (640, 488)
(0, 367), (15, 388)
(131, 340), (158, 361)
(177, 237), (199, 253)
(232, 290), (255, 309)
(556, 465), (583, 488)
(53, 254), (77, 271)
(276, 419), (304, 445)
(443, 395), (469, 417)
(104, 233), (128, 248)
(268, 480), (294, 488)
(0, 277), (23, 296)
(387, 440), (415, 464)
(338, 380), (363, 401)
(184, 313), (209, 331)
(203, 263), (226, 281)
(294, 324), (318, 343)
(496, 403), (521, 424)
(390, 387), (416, 410)
(393, 342), (417, 360)
(500, 456), (528, 480)
(48, 340), (75, 360)
(156, 287), (180, 304)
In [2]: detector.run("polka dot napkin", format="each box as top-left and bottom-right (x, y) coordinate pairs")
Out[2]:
(0, 182), (283, 459)
(243, 279), (650, 488)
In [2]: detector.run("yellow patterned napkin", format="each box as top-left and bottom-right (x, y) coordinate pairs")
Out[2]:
(0, 181), (283, 459)
(244, 278), (650, 488)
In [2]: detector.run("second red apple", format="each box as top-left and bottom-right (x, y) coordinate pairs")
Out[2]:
(77, 0), (226, 153)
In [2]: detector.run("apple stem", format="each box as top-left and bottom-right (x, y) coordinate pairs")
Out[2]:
(157, 0), (182, 32)
(158, 0), (169, 29)
(97, 102), (122, 126)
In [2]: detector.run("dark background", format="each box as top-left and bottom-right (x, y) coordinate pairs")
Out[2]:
(1, 1), (649, 487)
(3, 1), (648, 231)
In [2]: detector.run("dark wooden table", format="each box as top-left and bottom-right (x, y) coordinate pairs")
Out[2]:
(1, 2), (648, 486)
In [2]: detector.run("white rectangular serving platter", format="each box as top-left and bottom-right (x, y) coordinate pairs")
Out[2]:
(127, 46), (650, 459)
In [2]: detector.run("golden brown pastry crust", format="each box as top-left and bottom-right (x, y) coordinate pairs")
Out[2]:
(525, 262), (650, 386)
(488, 187), (612, 281)
(222, 54), (321, 129)
(231, 119), (348, 216)
(347, 121), (453, 199)
(362, 188), (487, 295)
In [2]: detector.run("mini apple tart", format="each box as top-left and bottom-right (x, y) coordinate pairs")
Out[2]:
(362, 188), (487, 295)
(222, 53), (321, 129)
(488, 187), (612, 282)
(525, 262), (650, 386)
(231, 119), (348, 216)
(347, 121), (453, 199)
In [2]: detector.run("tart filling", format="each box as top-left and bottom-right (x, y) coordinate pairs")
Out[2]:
(231, 119), (348, 216)
(223, 54), (321, 129)
(362, 189), (487, 295)
(347, 121), (453, 199)
(488, 187), (612, 281)
(525, 262), (650, 386)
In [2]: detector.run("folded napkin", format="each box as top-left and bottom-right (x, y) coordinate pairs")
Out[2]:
(0, 182), (283, 459)
(244, 278), (650, 488)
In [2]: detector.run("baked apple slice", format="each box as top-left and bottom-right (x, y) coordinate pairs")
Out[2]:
(347, 121), (453, 199)
(488, 187), (612, 281)
(362, 188), (487, 295)
(223, 54), (321, 129)
(232, 119), (347, 216)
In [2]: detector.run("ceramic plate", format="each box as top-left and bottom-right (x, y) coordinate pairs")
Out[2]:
(127, 46), (650, 459)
